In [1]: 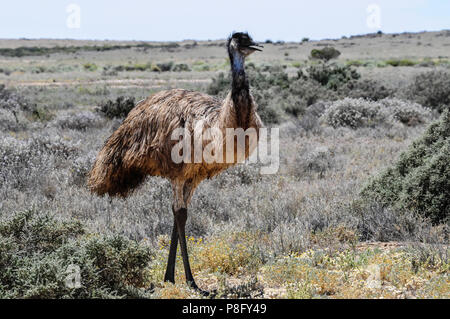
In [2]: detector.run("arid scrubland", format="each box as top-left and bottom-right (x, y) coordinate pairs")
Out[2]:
(0, 30), (449, 298)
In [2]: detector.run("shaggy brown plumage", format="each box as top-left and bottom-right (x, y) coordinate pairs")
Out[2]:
(88, 32), (263, 293)
(88, 88), (262, 197)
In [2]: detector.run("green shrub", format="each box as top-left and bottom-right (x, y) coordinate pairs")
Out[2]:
(31, 66), (49, 74)
(0, 67), (12, 75)
(207, 72), (229, 96)
(83, 63), (98, 72)
(84, 236), (152, 290)
(385, 59), (417, 67)
(250, 89), (285, 124)
(342, 79), (392, 101)
(97, 96), (136, 119)
(250, 64), (291, 90)
(299, 63), (360, 90)
(361, 110), (450, 223)
(115, 63), (158, 72)
(290, 77), (337, 105)
(310, 47), (341, 62)
(0, 210), (84, 253)
(0, 210), (154, 298)
(172, 63), (191, 72)
(129, 63), (152, 71)
(156, 62), (174, 72)
(405, 70), (450, 113)
(243, 65), (295, 123)
(102, 65), (118, 76)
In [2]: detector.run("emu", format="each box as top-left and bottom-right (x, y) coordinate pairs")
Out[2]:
(88, 32), (263, 293)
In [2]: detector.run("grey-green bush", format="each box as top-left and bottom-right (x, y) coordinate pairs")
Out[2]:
(172, 63), (191, 72)
(361, 110), (450, 223)
(97, 96), (136, 119)
(343, 79), (392, 101)
(321, 98), (431, 129)
(54, 111), (104, 130)
(310, 47), (341, 62)
(0, 210), (154, 298)
(405, 70), (450, 113)
(0, 84), (37, 123)
(299, 63), (360, 90)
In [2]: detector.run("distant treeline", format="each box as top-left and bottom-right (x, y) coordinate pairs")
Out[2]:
(0, 42), (183, 57)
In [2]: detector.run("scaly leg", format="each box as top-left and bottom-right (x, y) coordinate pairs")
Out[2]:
(169, 180), (210, 295)
(163, 206), (179, 283)
(174, 207), (199, 289)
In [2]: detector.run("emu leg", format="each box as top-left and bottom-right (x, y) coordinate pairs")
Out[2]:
(163, 214), (178, 283)
(174, 207), (200, 291)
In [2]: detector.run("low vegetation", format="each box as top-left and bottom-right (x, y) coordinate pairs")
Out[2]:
(321, 98), (432, 129)
(0, 34), (448, 299)
(1, 210), (446, 299)
(208, 62), (416, 125)
(404, 70), (450, 113)
(0, 43), (181, 57)
(102, 62), (191, 74)
(361, 110), (450, 223)
(261, 245), (448, 299)
(54, 111), (104, 131)
(385, 59), (417, 67)
(97, 96), (136, 119)
(0, 210), (154, 298)
(0, 85), (36, 122)
(310, 47), (341, 62)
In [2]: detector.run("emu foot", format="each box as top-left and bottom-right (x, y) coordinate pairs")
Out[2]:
(188, 281), (217, 298)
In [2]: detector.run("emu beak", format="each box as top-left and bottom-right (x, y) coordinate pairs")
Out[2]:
(249, 43), (263, 51)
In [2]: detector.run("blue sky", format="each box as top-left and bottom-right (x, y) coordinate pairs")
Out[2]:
(0, 0), (449, 41)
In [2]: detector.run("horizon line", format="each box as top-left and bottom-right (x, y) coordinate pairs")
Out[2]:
(1, 29), (449, 44)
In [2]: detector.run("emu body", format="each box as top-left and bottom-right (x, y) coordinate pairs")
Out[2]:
(88, 32), (263, 293)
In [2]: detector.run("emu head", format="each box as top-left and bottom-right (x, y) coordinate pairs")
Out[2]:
(228, 32), (263, 58)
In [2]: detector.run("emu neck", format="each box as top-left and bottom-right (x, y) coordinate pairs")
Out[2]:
(230, 51), (251, 128)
